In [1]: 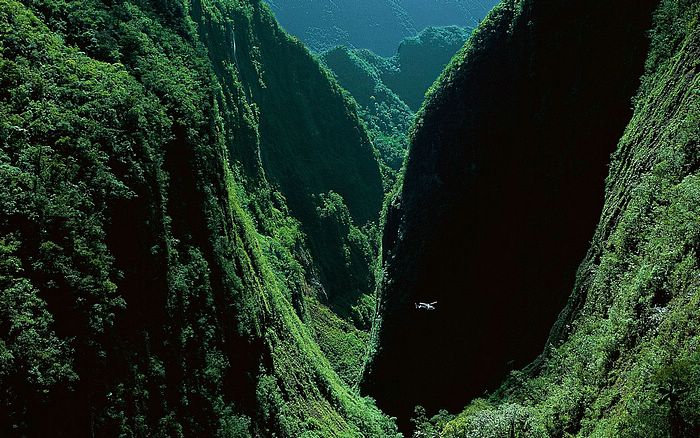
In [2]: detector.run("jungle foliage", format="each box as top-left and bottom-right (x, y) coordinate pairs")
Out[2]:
(367, 0), (661, 429)
(367, 0), (698, 436)
(2, 0), (698, 437)
(321, 26), (471, 173)
(0, 0), (398, 435)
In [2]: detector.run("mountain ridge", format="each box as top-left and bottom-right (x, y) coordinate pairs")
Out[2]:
(263, 0), (497, 55)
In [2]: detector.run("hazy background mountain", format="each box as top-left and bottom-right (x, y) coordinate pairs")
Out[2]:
(263, 0), (498, 55)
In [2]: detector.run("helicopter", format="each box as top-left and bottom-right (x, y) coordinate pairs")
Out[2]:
(415, 301), (437, 310)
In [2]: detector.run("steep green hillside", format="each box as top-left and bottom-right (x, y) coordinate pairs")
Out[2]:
(441, 1), (700, 435)
(0, 0), (397, 436)
(365, 0), (659, 430)
(215, 0), (385, 320)
(4, 0), (695, 436)
(365, 26), (472, 111)
(263, 0), (496, 55)
(321, 47), (413, 171)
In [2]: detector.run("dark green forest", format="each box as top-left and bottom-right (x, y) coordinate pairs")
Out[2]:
(1, 0), (698, 437)
(437, 2), (700, 435)
(0, 0), (396, 435)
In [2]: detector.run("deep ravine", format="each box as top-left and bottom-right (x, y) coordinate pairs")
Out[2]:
(2, 0), (698, 437)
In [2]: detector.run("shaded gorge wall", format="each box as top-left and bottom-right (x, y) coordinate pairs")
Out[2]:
(364, 0), (658, 431)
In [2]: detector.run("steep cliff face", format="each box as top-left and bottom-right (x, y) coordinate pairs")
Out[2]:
(442, 1), (699, 435)
(365, 0), (658, 429)
(228, 4), (385, 227)
(203, 0), (385, 315)
(0, 0), (396, 436)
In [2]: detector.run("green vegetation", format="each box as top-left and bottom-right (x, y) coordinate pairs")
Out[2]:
(2, 0), (697, 436)
(321, 47), (413, 171)
(364, 26), (472, 111)
(0, 0), (398, 435)
(321, 26), (471, 174)
(362, 0), (699, 435)
(442, 1), (700, 435)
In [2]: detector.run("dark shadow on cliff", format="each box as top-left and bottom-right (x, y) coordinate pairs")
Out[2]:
(364, 0), (658, 431)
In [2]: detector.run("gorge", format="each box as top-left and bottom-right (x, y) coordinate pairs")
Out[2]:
(1, 0), (698, 437)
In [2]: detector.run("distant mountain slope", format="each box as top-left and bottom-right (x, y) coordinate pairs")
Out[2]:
(365, 0), (659, 430)
(225, 0), (386, 320)
(263, 0), (497, 55)
(321, 47), (413, 171)
(365, 26), (472, 111)
(321, 26), (471, 171)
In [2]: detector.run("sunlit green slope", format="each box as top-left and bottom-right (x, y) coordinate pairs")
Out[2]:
(0, 0), (397, 436)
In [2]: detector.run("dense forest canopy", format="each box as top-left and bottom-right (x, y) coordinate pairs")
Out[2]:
(320, 26), (471, 173)
(0, 0), (397, 435)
